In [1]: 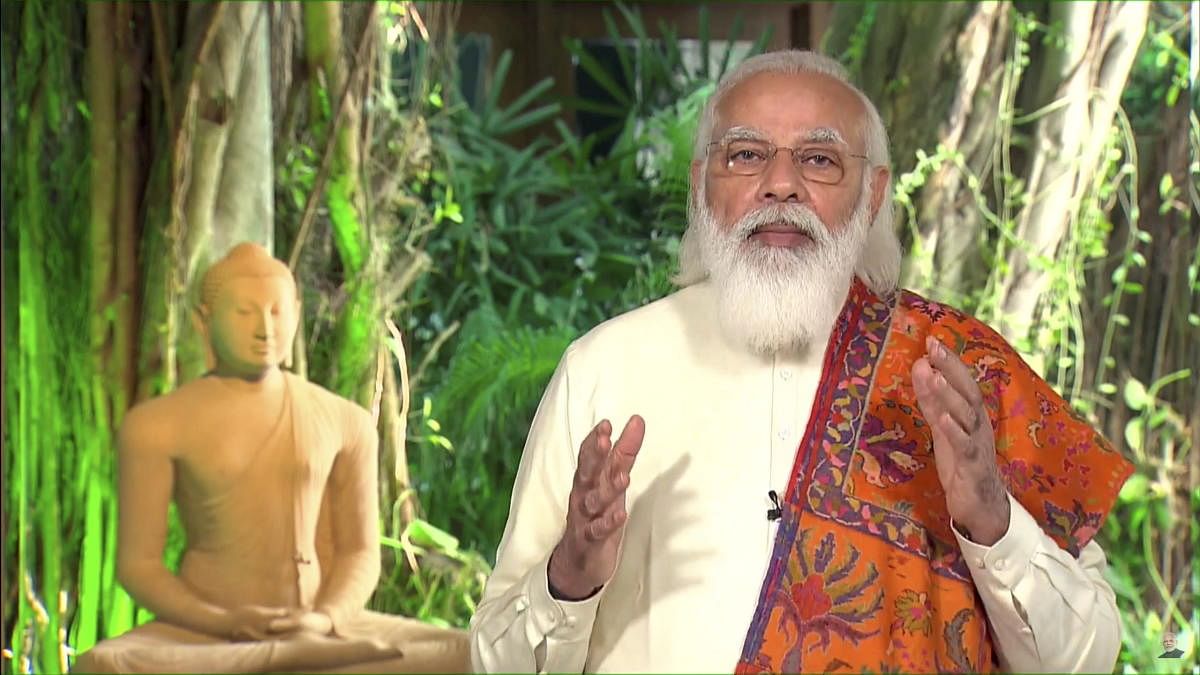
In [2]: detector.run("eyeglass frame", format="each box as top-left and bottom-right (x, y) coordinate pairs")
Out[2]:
(704, 134), (871, 186)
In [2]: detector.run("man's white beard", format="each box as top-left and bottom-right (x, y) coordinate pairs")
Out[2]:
(691, 190), (872, 355)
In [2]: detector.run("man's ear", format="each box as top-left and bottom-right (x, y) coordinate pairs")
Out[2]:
(192, 306), (216, 371)
(869, 165), (891, 220)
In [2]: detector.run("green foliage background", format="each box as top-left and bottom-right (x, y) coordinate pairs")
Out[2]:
(2, 3), (1196, 674)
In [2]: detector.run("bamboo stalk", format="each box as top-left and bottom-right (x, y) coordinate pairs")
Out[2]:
(19, 52), (62, 671)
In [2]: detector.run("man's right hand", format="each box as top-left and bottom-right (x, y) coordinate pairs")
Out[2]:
(548, 415), (645, 600)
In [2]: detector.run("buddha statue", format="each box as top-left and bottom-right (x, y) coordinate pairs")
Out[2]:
(74, 243), (469, 673)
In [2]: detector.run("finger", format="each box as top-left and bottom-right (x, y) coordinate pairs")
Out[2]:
(579, 480), (613, 518)
(583, 502), (628, 542)
(268, 617), (299, 633)
(926, 368), (979, 434)
(911, 358), (946, 420)
(574, 420), (612, 487)
(610, 415), (645, 475)
(592, 425), (642, 511)
(932, 411), (976, 460)
(584, 416), (643, 512)
(581, 465), (627, 518)
(235, 627), (269, 642)
(925, 337), (985, 410)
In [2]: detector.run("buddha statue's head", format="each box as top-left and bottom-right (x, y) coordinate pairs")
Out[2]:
(195, 243), (300, 378)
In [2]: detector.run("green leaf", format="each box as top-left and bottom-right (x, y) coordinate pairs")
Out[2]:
(1118, 473), (1148, 503)
(405, 519), (461, 554)
(1123, 417), (1144, 453)
(1123, 378), (1149, 411)
(1159, 173), (1175, 198)
(565, 37), (633, 107)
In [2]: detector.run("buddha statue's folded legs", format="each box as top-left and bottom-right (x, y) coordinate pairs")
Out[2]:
(73, 614), (469, 673)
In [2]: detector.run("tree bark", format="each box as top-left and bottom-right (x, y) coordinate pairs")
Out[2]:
(825, 2), (1012, 304)
(81, 1), (142, 655)
(997, 2), (1149, 346)
(908, 4), (1012, 301)
(176, 2), (276, 383)
(302, 2), (380, 405)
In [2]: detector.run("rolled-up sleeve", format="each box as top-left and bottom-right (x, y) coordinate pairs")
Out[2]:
(955, 493), (1121, 673)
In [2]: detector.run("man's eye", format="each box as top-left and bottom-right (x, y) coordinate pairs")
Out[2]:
(802, 152), (838, 167)
(730, 149), (765, 162)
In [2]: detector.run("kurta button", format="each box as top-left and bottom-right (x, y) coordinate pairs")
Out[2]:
(994, 559), (1008, 571)
(778, 429), (791, 441)
(975, 557), (986, 569)
(564, 616), (578, 628)
(780, 369), (792, 381)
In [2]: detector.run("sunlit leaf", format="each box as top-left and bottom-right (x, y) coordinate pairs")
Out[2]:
(1123, 418), (1144, 454)
(1123, 378), (1149, 411)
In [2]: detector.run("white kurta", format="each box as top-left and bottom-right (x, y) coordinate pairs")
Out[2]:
(469, 281), (1120, 673)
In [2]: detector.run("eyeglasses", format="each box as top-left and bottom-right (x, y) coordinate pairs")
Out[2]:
(707, 139), (868, 185)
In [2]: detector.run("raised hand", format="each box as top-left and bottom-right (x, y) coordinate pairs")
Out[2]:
(548, 415), (645, 600)
(912, 336), (1010, 545)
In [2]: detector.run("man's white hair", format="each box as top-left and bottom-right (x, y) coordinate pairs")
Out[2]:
(675, 50), (902, 295)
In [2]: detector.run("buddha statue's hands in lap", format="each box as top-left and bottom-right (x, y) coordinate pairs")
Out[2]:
(74, 243), (469, 673)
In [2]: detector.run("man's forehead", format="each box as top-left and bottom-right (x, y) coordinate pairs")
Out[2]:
(715, 69), (865, 141)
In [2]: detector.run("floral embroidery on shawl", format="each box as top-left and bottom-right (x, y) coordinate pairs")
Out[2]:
(736, 280), (1133, 673)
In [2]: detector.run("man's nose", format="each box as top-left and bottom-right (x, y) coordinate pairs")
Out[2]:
(758, 150), (808, 204)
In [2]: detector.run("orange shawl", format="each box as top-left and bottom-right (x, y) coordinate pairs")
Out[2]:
(735, 280), (1132, 673)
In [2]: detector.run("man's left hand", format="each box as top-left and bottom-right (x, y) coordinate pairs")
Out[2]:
(267, 609), (334, 638)
(912, 335), (1010, 545)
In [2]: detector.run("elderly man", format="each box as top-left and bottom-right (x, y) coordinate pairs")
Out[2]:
(469, 51), (1132, 673)
(1158, 631), (1185, 659)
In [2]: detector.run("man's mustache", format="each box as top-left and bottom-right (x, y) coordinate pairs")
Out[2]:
(732, 205), (829, 244)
